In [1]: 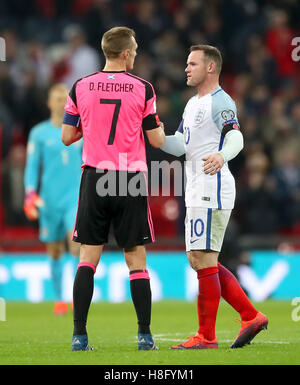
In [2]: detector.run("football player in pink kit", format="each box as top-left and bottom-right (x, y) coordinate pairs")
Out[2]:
(62, 26), (165, 351)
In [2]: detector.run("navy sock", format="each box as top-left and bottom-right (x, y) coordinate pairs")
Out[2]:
(73, 265), (95, 335)
(129, 270), (152, 335)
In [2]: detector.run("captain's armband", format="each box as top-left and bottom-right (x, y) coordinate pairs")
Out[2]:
(221, 121), (240, 137)
(142, 113), (160, 131)
(63, 112), (81, 127)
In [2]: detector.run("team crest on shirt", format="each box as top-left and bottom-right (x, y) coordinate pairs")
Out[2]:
(194, 109), (205, 125)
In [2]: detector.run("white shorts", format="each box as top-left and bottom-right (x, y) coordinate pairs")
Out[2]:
(185, 207), (231, 252)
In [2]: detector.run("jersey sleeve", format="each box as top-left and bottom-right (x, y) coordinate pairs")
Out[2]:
(212, 94), (240, 135)
(64, 81), (80, 116)
(64, 81), (81, 127)
(160, 130), (185, 157)
(24, 127), (41, 193)
(177, 120), (184, 133)
(178, 97), (191, 132)
(142, 82), (160, 131)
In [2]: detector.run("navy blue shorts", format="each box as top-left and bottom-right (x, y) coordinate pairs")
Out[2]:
(73, 167), (155, 248)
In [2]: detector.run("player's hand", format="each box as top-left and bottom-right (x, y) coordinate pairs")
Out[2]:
(202, 153), (224, 175)
(24, 191), (44, 220)
(159, 121), (165, 132)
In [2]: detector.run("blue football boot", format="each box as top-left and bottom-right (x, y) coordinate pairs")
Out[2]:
(138, 333), (159, 350)
(72, 334), (93, 351)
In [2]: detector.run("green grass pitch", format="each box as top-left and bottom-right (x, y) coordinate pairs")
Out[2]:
(0, 300), (299, 365)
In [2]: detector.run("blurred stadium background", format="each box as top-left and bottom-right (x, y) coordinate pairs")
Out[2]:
(0, 0), (299, 304)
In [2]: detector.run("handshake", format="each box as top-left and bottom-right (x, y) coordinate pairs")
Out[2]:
(23, 191), (44, 220)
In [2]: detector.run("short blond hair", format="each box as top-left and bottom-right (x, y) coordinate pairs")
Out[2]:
(190, 44), (223, 74)
(48, 83), (68, 97)
(101, 26), (136, 59)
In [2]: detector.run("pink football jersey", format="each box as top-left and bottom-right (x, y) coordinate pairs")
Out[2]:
(64, 71), (159, 171)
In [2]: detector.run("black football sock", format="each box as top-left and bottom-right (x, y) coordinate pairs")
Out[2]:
(129, 269), (152, 335)
(73, 264), (95, 336)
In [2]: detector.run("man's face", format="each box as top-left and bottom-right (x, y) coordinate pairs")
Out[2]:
(48, 89), (68, 116)
(185, 50), (209, 87)
(125, 37), (138, 70)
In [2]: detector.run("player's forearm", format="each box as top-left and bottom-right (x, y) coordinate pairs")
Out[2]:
(24, 162), (39, 193)
(146, 124), (165, 148)
(24, 178), (39, 195)
(62, 124), (82, 146)
(160, 131), (185, 157)
(68, 130), (83, 145)
(24, 137), (41, 192)
(153, 126), (166, 148)
(218, 130), (244, 162)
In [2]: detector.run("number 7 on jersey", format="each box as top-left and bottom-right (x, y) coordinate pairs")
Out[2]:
(100, 98), (121, 145)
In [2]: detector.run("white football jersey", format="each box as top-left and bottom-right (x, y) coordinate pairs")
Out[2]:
(178, 86), (239, 209)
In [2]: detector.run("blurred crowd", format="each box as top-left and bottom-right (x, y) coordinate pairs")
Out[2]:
(0, 0), (299, 245)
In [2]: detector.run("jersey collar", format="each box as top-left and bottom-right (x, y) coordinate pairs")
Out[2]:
(210, 86), (222, 96)
(100, 70), (126, 73)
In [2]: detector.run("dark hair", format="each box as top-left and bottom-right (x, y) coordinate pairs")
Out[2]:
(190, 44), (222, 74)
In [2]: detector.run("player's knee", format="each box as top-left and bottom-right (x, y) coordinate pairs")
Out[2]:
(68, 240), (80, 256)
(124, 245), (146, 271)
(187, 251), (199, 270)
(46, 243), (64, 259)
(124, 246), (136, 253)
(187, 250), (218, 271)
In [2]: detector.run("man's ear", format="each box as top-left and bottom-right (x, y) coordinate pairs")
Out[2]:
(121, 49), (130, 60)
(208, 61), (216, 74)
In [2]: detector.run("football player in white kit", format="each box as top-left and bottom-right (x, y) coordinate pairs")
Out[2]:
(160, 45), (268, 349)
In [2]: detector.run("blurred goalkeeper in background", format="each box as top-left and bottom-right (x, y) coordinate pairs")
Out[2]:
(24, 84), (82, 315)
